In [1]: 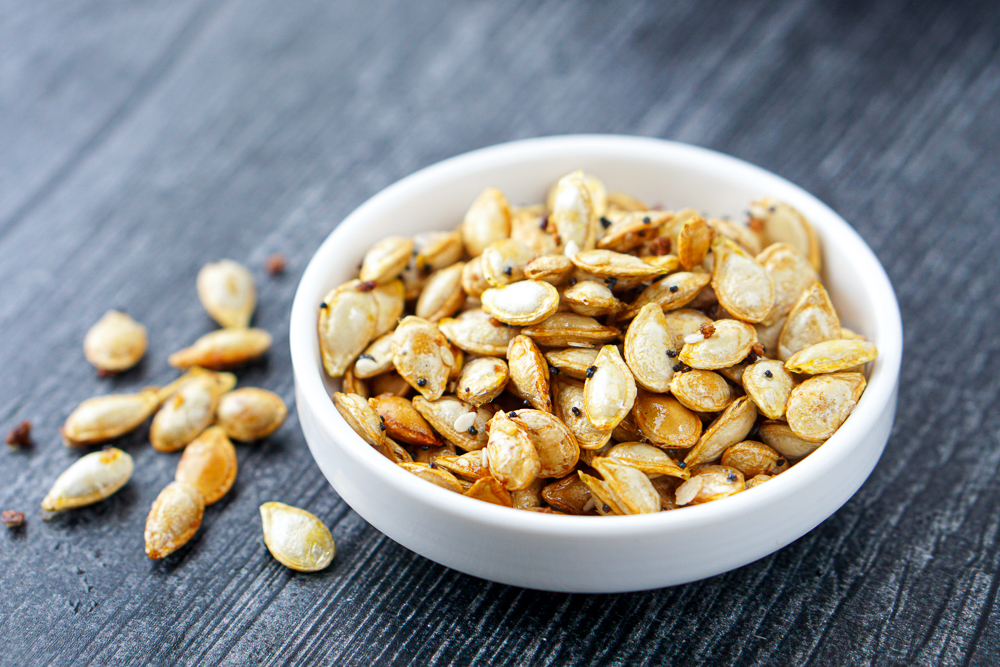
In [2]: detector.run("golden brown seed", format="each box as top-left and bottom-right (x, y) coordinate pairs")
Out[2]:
(542, 475), (593, 514)
(399, 462), (464, 493)
(506, 335), (552, 413)
(711, 236), (774, 323)
(481, 280), (560, 326)
(742, 359), (794, 420)
(611, 410), (644, 443)
(414, 230), (463, 271)
(317, 280), (378, 378)
(597, 211), (672, 253)
(721, 441), (786, 478)
(624, 303), (675, 392)
(621, 271), (712, 320)
(562, 281), (623, 317)
(662, 309), (713, 350)
(524, 254), (575, 284)
(756, 243), (819, 326)
(400, 253), (430, 299)
(577, 470), (625, 515)
(360, 236), (413, 284)
(549, 171), (597, 254)
(632, 390), (702, 449)
(668, 370), (734, 413)
(175, 426), (237, 505)
(216, 388), (287, 441)
(784, 339), (878, 374)
(544, 347), (600, 380)
(61, 389), (160, 446)
(509, 409), (579, 478)
(438, 308), (521, 357)
(679, 319), (757, 370)
(41, 447), (134, 511)
(462, 187), (511, 256)
(570, 249), (665, 279)
(552, 377), (614, 449)
(521, 313), (620, 349)
(749, 199), (822, 271)
(145, 481), (204, 560)
(353, 333), (394, 379)
(674, 466), (744, 505)
(583, 345), (636, 431)
(677, 215), (712, 269)
(510, 205), (559, 256)
(455, 357), (509, 407)
(390, 316), (456, 400)
(333, 392), (387, 449)
(591, 458), (660, 514)
(370, 279), (405, 338)
(786, 372), (866, 441)
(481, 239), (535, 287)
(435, 451), (491, 480)
(464, 477), (513, 507)
(259, 501), (336, 572)
(150, 372), (231, 452)
(415, 262), (466, 322)
(778, 282), (840, 361)
(759, 420), (824, 459)
(745, 474), (772, 489)
(412, 396), (491, 451)
(651, 476), (681, 511)
(342, 367), (370, 398)
(169, 328), (272, 370)
(486, 411), (540, 491)
(83, 310), (148, 373)
(369, 395), (441, 447)
(604, 442), (688, 479)
(684, 396), (758, 468)
(197, 259), (257, 328)
(707, 217), (763, 256)
(606, 191), (649, 212)
(460, 256), (490, 297)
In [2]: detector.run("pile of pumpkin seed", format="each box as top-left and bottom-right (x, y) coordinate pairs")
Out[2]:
(321, 170), (878, 515)
(40, 261), (335, 571)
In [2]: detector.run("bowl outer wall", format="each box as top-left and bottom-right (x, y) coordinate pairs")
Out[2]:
(289, 135), (903, 593)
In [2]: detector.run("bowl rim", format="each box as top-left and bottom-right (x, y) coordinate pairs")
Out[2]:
(290, 134), (903, 538)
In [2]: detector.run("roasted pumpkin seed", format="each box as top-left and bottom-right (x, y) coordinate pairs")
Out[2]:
(83, 310), (148, 373)
(414, 230), (463, 271)
(624, 303), (675, 392)
(486, 411), (540, 491)
(749, 198), (822, 271)
(216, 388), (287, 441)
(711, 236), (774, 323)
(756, 243), (819, 325)
(481, 239), (535, 287)
(169, 327), (272, 370)
(41, 447), (134, 511)
(521, 313), (620, 348)
(786, 372), (866, 441)
(399, 462), (464, 493)
(175, 426), (237, 505)
(506, 335), (552, 412)
(370, 279), (405, 337)
(583, 345), (636, 431)
(259, 501), (336, 572)
(677, 215), (712, 269)
(464, 477), (513, 506)
(359, 236), (413, 284)
(333, 391), (387, 449)
(679, 319), (757, 370)
(591, 458), (660, 514)
(759, 420), (824, 459)
(605, 442), (688, 479)
(777, 282), (840, 361)
(675, 466), (744, 505)
(784, 339), (878, 374)
(543, 347), (600, 380)
(145, 481), (204, 560)
(621, 271), (711, 320)
(669, 370), (734, 413)
(549, 171), (597, 254)
(721, 441), (786, 478)
(481, 280), (560, 326)
(462, 187), (511, 257)
(632, 390), (702, 449)
(416, 262), (466, 322)
(391, 316), (456, 400)
(412, 396), (491, 451)
(62, 389), (160, 446)
(742, 359), (794, 420)
(368, 395), (441, 447)
(684, 396), (757, 468)
(439, 308), (520, 356)
(552, 377), (614, 449)
(197, 259), (256, 328)
(509, 409), (579, 478)
(562, 281), (623, 317)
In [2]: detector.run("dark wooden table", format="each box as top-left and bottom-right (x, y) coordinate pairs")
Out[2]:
(2, 1), (998, 664)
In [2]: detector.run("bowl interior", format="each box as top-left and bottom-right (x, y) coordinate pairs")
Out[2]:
(290, 135), (902, 533)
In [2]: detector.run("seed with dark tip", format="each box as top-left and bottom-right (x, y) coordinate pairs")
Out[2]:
(571, 407), (581, 416)
(764, 370), (773, 378)
(468, 426), (478, 436)
(600, 216), (612, 229)
(669, 285), (679, 293)
(416, 378), (427, 387)
(586, 366), (597, 378)
(666, 350), (678, 358)
(507, 411), (517, 418)
(568, 277), (578, 286)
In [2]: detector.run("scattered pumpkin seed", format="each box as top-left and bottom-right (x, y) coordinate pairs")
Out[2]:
(259, 501), (336, 572)
(197, 259), (256, 329)
(216, 387), (287, 441)
(169, 327), (272, 370)
(175, 426), (237, 505)
(83, 310), (148, 373)
(41, 447), (134, 511)
(145, 481), (204, 559)
(62, 389), (160, 447)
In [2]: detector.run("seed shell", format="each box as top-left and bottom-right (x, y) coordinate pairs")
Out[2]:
(412, 396), (491, 451)
(684, 396), (758, 468)
(175, 426), (237, 505)
(777, 282), (840, 361)
(150, 372), (231, 452)
(742, 359), (794, 420)
(464, 477), (514, 506)
(481, 280), (560, 326)
(675, 466), (744, 505)
(785, 372), (866, 441)
(62, 389), (160, 447)
(369, 395), (442, 447)
(259, 501), (336, 572)
(521, 313), (619, 349)
(391, 316), (456, 400)
(668, 370), (734, 413)
(317, 280), (378, 378)
(677, 215), (712, 269)
(456, 357), (509, 407)
(506, 335), (552, 412)
(583, 345), (636, 431)
(632, 390), (702, 449)
(486, 411), (540, 491)
(509, 409), (580, 478)
(549, 171), (597, 254)
(462, 187), (511, 257)
(145, 481), (204, 560)
(416, 262), (466, 322)
(197, 259), (257, 328)
(83, 310), (148, 373)
(721, 441), (786, 478)
(360, 236), (413, 284)
(562, 281), (622, 317)
(784, 339), (878, 375)
(679, 319), (757, 370)
(591, 458), (660, 514)
(711, 236), (774, 323)
(333, 392), (387, 449)
(41, 447), (134, 511)
(169, 328), (272, 370)
(217, 388), (288, 441)
(624, 303), (675, 392)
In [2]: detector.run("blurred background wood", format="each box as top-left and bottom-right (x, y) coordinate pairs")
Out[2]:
(1, 0), (999, 664)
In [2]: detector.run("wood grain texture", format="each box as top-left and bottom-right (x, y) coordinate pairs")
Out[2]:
(1, 0), (999, 664)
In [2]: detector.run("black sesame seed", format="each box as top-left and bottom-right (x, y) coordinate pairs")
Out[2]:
(549, 366), (559, 375)
(417, 378), (427, 387)
(429, 462), (438, 469)
(745, 352), (759, 365)
(359, 353), (375, 361)
(507, 411), (518, 418)
(468, 426), (478, 435)
(666, 350), (678, 358)
(677, 461), (687, 469)
(571, 407), (581, 416)
(602, 504), (611, 513)
(522, 400), (531, 407)
(673, 363), (682, 372)
(539, 215), (550, 230)
(776, 459), (786, 466)
(727, 473), (737, 482)
(764, 370), (773, 378)
(643, 216), (651, 224)
(421, 445), (430, 451)
(320, 302), (328, 309)
(604, 277), (618, 289)
(568, 277), (578, 286)
(600, 216), (613, 229)
(586, 365), (597, 378)
(669, 285), (679, 293)
(504, 266), (513, 276)
(422, 263), (433, 274)
(769, 205), (776, 212)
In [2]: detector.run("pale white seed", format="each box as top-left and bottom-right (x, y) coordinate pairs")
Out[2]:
(197, 259), (257, 328)
(169, 328), (272, 370)
(260, 502), (336, 572)
(359, 236), (413, 283)
(62, 389), (160, 446)
(41, 448), (134, 511)
(684, 333), (705, 345)
(453, 412), (477, 433)
(216, 388), (287, 441)
(462, 187), (511, 257)
(481, 280), (560, 326)
(83, 310), (148, 372)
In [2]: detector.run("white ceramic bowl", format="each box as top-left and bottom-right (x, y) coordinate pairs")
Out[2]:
(290, 135), (902, 593)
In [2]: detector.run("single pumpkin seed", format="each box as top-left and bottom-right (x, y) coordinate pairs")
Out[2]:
(169, 328), (272, 370)
(621, 271), (711, 320)
(415, 262), (466, 322)
(216, 387), (288, 441)
(83, 310), (148, 373)
(175, 426), (237, 505)
(481, 239), (535, 287)
(481, 280), (560, 326)
(464, 477), (514, 507)
(333, 391), (387, 449)
(455, 357), (509, 407)
(745, 474), (773, 489)
(41, 447), (134, 511)
(624, 303), (675, 392)
(721, 441), (787, 478)
(549, 171), (597, 254)
(583, 345), (637, 431)
(62, 389), (160, 446)
(543, 347), (600, 380)
(542, 474), (593, 514)
(562, 281), (623, 317)
(597, 211), (671, 253)
(510, 478), (545, 510)
(510, 205), (559, 256)
(591, 458), (660, 514)
(711, 236), (775, 323)
(259, 501), (336, 572)
(669, 370), (734, 413)
(684, 396), (758, 468)
(679, 319), (757, 370)
(777, 282), (840, 361)
(353, 333), (395, 379)
(632, 390), (702, 449)
(662, 309), (714, 350)
(604, 442), (688, 479)
(570, 249), (665, 280)
(756, 243), (819, 326)
(577, 470), (625, 515)
(391, 316), (456, 400)
(462, 187), (511, 257)
(412, 396), (491, 451)
(524, 254), (575, 285)
(749, 198), (822, 271)
(521, 313), (620, 348)
(370, 279), (405, 337)
(677, 215), (712, 269)
(506, 335), (552, 413)
(150, 371), (232, 452)
(509, 409), (579, 478)
(359, 236), (413, 284)
(410, 442), (455, 466)
(674, 465), (744, 506)
(435, 451), (491, 481)
(759, 420), (824, 459)
(197, 259), (256, 328)
(486, 411), (540, 491)
(784, 339), (878, 374)
(145, 481), (204, 560)
(399, 462), (464, 493)
(707, 217), (763, 255)
(317, 280), (378, 377)
(460, 256), (490, 297)
(742, 358), (795, 420)
(414, 230), (463, 271)
(786, 372), (866, 441)
(369, 395), (442, 447)
(438, 308), (521, 357)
